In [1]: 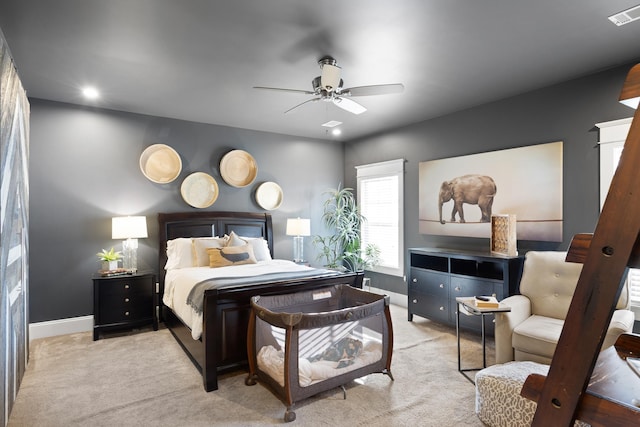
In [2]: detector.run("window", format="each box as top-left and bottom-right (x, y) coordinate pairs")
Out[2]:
(356, 159), (404, 277)
(597, 118), (640, 314)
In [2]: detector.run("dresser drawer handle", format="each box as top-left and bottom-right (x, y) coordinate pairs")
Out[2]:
(412, 299), (418, 304)
(124, 298), (130, 303)
(454, 286), (461, 291)
(439, 306), (445, 311)
(412, 278), (417, 283)
(125, 311), (130, 316)
(124, 284), (130, 289)
(439, 284), (444, 288)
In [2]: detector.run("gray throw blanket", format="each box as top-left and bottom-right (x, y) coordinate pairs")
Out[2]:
(186, 269), (341, 314)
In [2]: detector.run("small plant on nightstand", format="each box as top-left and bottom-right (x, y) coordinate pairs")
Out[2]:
(97, 247), (122, 271)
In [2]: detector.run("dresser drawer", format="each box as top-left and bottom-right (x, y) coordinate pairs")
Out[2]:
(409, 268), (449, 298)
(450, 276), (498, 299)
(409, 290), (449, 324)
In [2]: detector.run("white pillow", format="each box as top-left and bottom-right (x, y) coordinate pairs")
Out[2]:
(244, 237), (272, 262)
(192, 237), (227, 267)
(165, 238), (194, 270)
(225, 231), (246, 247)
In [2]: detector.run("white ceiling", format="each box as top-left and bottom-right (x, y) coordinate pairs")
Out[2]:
(2, 0), (640, 141)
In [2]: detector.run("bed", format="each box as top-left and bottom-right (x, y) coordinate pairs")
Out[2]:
(158, 211), (364, 392)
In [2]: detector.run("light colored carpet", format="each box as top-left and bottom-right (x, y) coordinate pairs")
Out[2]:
(9, 305), (492, 426)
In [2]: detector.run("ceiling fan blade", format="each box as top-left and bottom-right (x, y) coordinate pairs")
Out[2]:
(253, 86), (315, 95)
(284, 97), (321, 114)
(342, 83), (404, 97)
(332, 97), (367, 115)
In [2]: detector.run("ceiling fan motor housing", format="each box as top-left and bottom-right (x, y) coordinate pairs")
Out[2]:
(312, 76), (343, 97)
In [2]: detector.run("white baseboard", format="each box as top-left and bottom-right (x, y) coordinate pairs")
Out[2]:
(29, 315), (93, 341)
(368, 287), (407, 308)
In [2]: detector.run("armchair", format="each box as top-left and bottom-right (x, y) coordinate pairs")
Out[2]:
(494, 251), (634, 364)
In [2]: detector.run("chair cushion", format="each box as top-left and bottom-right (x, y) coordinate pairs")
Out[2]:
(512, 315), (563, 360)
(518, 251), (582, 319)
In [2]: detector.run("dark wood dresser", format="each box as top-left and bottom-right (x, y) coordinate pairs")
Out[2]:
(407, 248), (524, 335)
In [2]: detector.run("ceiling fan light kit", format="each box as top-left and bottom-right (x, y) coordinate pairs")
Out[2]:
(254, 56), (404, 115)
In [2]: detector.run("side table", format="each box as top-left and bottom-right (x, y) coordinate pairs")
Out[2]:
(92, 271), (157, 340)
(455, 296), (510, 383)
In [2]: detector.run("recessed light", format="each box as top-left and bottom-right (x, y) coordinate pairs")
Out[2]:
(332, 128), (342, 136)
(82, 87), (99, 99)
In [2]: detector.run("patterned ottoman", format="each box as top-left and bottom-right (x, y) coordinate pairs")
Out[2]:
(475, 361), (590, 427)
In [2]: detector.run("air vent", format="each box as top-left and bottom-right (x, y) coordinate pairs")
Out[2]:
(608, 4), (640, 26)
(321, 120), (342, 128)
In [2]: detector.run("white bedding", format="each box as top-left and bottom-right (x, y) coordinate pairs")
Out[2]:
(257, 341), (383, 388)
(162, 259), (315, 339)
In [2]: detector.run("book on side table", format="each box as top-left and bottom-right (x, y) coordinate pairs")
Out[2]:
(474, 295), (500, 308)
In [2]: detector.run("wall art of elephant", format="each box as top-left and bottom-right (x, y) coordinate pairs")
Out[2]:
(438, 174), (497, 224)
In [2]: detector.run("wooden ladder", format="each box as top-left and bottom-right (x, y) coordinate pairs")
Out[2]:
(520, 63), (640, 426)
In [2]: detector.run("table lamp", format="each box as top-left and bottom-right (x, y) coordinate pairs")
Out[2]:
(112, 216), (148, 272)
(286, 218), (310, 263)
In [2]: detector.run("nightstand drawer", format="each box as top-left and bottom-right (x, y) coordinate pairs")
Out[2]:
(98, 278), (150, 297)
(98, 295), (153, 324)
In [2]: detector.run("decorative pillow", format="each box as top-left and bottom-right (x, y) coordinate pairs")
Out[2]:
(225, 231), (272, 262)
(165, 238), (195, 270)
(207, 244), (257, 268)
(192, 237), (227, 267)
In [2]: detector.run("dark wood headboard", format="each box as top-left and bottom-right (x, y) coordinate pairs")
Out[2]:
(157, 211), (274, 295)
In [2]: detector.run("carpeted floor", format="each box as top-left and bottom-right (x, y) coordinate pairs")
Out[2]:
(8, 304), (492, 426)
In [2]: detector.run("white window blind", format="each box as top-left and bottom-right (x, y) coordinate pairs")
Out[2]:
(356, 159), (404, 277)
(596, 118), (640, 311)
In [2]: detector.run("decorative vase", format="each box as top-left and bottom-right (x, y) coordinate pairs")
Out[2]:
(102, 260), (118, 271)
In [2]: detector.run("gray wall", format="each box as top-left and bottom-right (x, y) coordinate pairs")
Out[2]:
(29, 100), (345, 323)
(344, 62), (638, 295)
(30, 60), (639, 323)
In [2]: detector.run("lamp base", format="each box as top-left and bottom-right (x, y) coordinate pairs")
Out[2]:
(122, 238), (138, 272)
(292, 235), (305, 263)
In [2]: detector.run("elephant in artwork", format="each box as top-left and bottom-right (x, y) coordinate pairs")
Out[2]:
(438, 174), (497, 224)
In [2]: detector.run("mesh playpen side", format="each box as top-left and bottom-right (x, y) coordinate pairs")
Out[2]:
(246, 284), (394, 422)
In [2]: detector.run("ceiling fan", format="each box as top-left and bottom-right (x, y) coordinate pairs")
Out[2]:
(254, 56), (404, 115)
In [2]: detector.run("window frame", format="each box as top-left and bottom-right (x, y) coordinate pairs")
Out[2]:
(356, 158), (404, 277)
(597, 117), (639, 315)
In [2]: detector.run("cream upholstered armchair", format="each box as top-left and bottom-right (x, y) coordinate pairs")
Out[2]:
(494, 251), (635, 364)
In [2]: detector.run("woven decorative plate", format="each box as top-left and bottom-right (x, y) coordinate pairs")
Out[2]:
(180, 172), (219, 208)
(139, 144), (182, 184)
(219, 149), (258, 187)
(255, 181), (283, 210)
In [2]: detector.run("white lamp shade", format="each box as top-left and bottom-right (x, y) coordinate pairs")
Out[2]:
(112, 216), (148, 239)
(286, 218), (310, 236)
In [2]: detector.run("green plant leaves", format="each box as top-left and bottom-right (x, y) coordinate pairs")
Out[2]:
(96, 247), (122, 261)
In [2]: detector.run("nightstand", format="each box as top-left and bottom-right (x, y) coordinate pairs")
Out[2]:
(92, 272), (157, 340)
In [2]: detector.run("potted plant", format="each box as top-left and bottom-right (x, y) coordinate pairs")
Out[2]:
(312, 185), (380, 272)
(97, 247), (122, 271)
